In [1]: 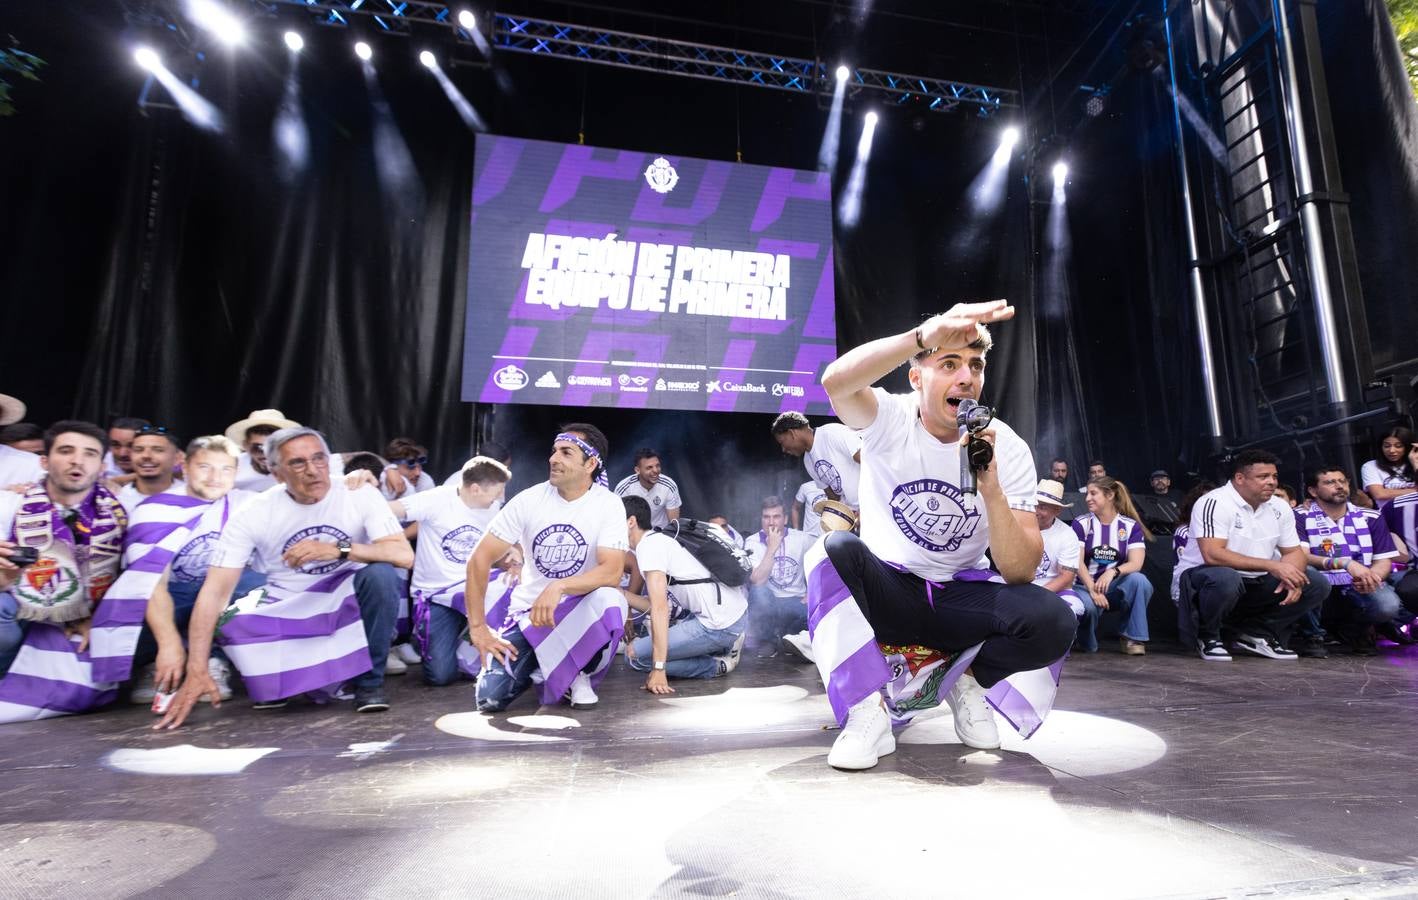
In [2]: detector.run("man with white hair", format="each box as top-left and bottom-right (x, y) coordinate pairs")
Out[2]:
(156, 427), (413, 727)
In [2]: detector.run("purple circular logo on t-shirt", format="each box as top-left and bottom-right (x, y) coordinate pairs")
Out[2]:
(172, 532), (219, 583)
(889, 479), (980, 553)
(440, 524), (483, 564)
(282, 524), (353, 575)
(532, 523), (589, 578)
(771, 554), (801, 589)
(813, 460), (843, 495)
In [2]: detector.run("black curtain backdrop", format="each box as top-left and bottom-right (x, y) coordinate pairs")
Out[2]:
(1, 1), (1413, 527)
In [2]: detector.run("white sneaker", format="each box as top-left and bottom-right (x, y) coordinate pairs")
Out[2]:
(385, 652), (408, 675)
(205, 657), (234, 702)
(781, 630), (815, 663)
(130, 664), (158, 704)
(567, 672), (598, 709)
(828, 692), (895, 770)
(945, 673), (1000, 750)
(714, 632), (747, 675)
(394, 642), (422, 665)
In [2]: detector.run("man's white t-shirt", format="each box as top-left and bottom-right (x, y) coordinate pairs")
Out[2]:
(795, 480), (827, 537)
(1034, 518), (1081, 588)
(1174, 481), (1299, 583)
(805, 422), (862, 509)
(126, 489), (257, 581)
(210, 483), (402, 594)
(634, 531), (747, 631)
(400, 486), (498, 595)
(614, 474), (682, 529)
(485, 482), (629, 620)
(0, 445), (42, 488)
(1360, 460), (1415, 494)
(858, 388), (1037, 583)
(744, 528), (815, 600)
(117, 481), (187, 516)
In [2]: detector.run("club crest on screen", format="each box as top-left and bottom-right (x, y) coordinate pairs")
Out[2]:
(644, 156), (679, 194)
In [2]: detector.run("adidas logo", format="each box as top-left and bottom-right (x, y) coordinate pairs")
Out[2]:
(535, 371), (561, 388)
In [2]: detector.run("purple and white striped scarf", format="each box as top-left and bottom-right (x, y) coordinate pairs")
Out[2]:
(215, 568), (370, 702)
(1294, 502), (1379, 587)
(805, 542), (1064, 737)
(410, 569), (518, 667)
(0, 625), (120, 723)
(517, 586), (626, 705)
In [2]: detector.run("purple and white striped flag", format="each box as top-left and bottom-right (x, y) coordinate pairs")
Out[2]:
(216, 569), (371, 702)
(518, 586), (626, 705)
(805, 541), (1064, 738)
(410, 570), (518, 677)
(0, 624), (119, 723)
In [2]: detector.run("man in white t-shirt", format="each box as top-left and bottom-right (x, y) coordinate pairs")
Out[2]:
(744, 495), (816, 659)
(771, 412), (862, 510)
(621, 496), (748, 691)
(1031, 480), (1086, 618)
(225, 409), (300, 493)
(614, 448), (682, 529)
(794, 480), (827, 537)
(707, 515), (745, 548)
(807, 302), (1076, 771)
(155, 428), (414, 728)
(117, 435), (264, 705)
(1174, 449), (1327, 662)
(116, 425), (186, 515)
(392, 456), (511, 686)
(463, 424), (629, 713)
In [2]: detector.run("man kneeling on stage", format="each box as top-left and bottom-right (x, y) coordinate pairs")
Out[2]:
(621, 496), (749, 691)
(811, 301), (1077, 770)
(465, 424), (629, 712)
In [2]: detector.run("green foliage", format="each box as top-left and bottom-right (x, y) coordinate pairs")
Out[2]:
(0, 37), (45, 117)
(1389, 0), (1418, 100)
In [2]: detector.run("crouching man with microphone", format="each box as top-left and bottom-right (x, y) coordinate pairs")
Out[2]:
(807, 301), (1078, 770)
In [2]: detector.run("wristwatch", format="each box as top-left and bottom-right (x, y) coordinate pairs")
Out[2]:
(653, 660), (666, 671)
(336, 539), (352, 561)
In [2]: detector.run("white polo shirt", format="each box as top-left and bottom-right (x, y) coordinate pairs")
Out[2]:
(1174, 481), (1299, 581)
(614, 474), (682, 529)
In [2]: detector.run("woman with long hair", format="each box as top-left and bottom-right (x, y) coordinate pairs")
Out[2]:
(1072, 475), (1154, 655)
(1360, 426), (1418, 505)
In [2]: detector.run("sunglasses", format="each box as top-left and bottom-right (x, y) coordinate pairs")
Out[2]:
(136, 424), (171, 436)
(394, 456), (429, 467)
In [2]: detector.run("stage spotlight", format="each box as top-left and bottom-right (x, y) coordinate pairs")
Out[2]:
(354, 41), (373, 61)
(284, 31), (304, 52)
(134, 46), (161, 71)
(835, 65), (850, 83)
(865, 110), (878, 127)
(1000, 126), (1020, 150)
(458, 9), (476, 30)
(419, 50), (437, 69)
(185, 0), (246, 46)
(1052, 161), (1069, 186)
(838, 110), (879, 228)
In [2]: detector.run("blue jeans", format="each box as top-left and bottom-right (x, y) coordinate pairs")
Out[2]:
(474, 624), (538, 712)
(627, 613), (747, 679)
(0, 591), (26, 678)
(352, 563), (401, 693)
(1323, 583), (1403, 627)
(748, 584), (806, 642)
(132, 569), (266, 670)
(1076, 571), (1153, 652)
(421, 601), (467, 687)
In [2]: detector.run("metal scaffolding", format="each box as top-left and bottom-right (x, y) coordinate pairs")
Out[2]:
(248, 1), (1018, 114)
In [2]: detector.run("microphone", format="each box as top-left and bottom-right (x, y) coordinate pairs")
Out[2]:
(955, 399), (994, 495)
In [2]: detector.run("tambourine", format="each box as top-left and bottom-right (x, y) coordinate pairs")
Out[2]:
(813, 498), (859, 534)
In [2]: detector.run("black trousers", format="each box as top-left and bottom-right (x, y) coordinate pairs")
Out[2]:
(823, 532), (1077, 689)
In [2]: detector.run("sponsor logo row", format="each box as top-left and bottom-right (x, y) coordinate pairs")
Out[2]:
(493, 364), (805, 397)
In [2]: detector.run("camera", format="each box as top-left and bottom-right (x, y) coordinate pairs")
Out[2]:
(8, 546), (39, 567)
(956, 399), (995, 494)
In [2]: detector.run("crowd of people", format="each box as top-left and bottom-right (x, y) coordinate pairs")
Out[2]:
(0, 305), (1414, 770)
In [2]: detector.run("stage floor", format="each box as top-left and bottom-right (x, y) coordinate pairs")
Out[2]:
(3, 643), (1417, 899)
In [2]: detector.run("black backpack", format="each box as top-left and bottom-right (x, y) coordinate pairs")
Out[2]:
(653, 518), (753, 594)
